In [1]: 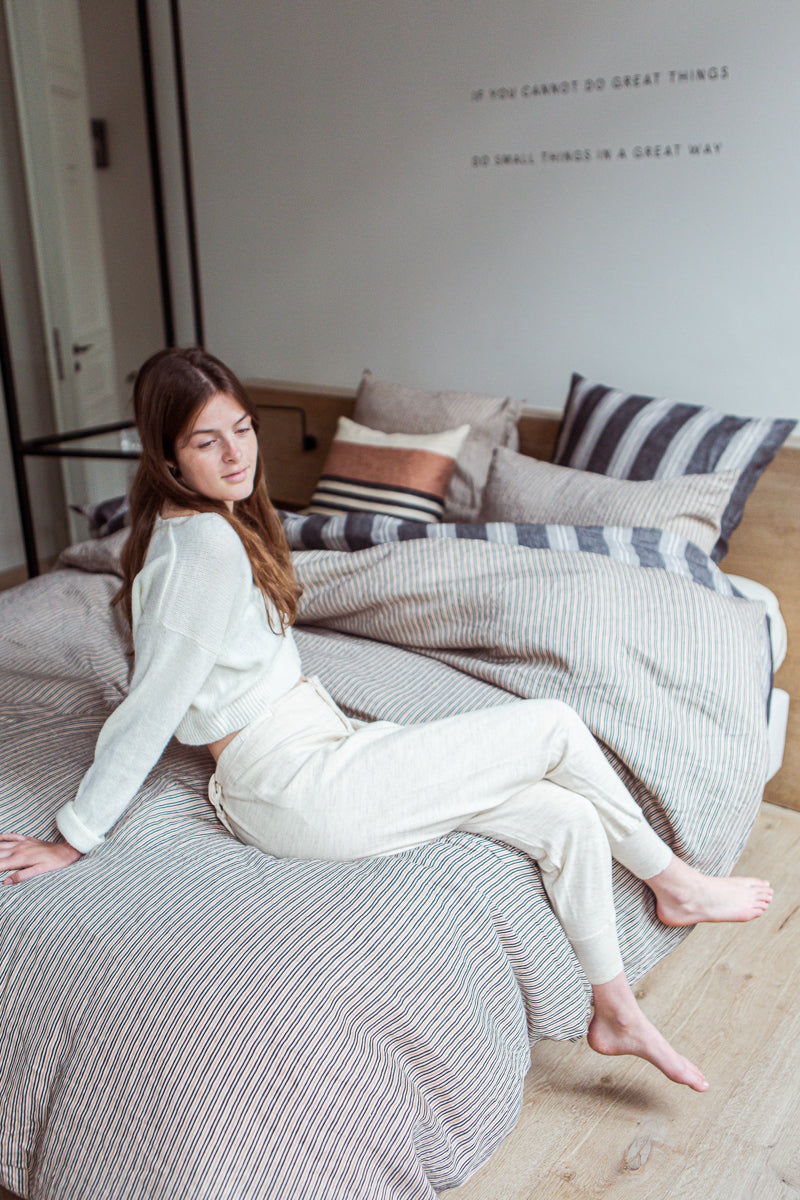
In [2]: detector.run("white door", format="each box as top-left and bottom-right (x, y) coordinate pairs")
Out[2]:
(4, 0), (128, 532)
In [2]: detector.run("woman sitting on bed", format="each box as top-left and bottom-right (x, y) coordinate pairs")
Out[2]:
(0, 346), (773, 1093)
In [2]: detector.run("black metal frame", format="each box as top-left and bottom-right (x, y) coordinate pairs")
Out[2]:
(21, 419), (140, 461)
(169, 0), (204, 349)
(0, 264), (37, 575)
(1, 2), (197, 578)
(136, 0), (175, 347)
(1, 3), (318, 580)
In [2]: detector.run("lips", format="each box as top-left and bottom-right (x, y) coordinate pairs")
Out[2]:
(223, 467), (249, 483)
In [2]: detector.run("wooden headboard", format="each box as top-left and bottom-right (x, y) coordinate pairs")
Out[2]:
(247, 379), (799, 813)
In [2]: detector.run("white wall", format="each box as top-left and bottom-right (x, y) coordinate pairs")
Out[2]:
(176, 0), (800, 420)
(2, 1), (797, 573)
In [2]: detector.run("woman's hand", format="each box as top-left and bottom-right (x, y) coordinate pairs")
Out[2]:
(0, 833), (82, 885)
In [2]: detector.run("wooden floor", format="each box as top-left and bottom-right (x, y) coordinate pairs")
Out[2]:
(1, 801), (797, 1200)
(443, 800), (800, 1200)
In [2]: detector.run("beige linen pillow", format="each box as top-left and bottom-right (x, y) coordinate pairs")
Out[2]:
(478, 447), (741, 554)
(353, 371), (521, 522)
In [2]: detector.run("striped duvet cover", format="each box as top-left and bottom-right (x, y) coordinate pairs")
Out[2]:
(0, 521), (771, 1199)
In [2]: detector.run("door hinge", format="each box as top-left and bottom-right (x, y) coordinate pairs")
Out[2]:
(53, 328), (65, 381)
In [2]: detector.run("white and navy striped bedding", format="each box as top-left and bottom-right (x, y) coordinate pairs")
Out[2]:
(0, 527), (772, 1199)
(278, 509), (740, 596)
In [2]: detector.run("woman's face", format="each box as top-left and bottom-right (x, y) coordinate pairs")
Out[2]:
(173, 391), (259, 510)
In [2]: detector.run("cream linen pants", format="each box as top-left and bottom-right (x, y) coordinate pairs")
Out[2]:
(208, 677), (672, 985)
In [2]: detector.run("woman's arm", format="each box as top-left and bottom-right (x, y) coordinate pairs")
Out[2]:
(8, 516), (249, 867)
(0, 833), (82, 885)
(56, 517), (248, 853)
(55, 624), (220, 852)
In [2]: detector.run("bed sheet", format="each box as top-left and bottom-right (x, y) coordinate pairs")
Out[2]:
(0, 521), (772, 1199)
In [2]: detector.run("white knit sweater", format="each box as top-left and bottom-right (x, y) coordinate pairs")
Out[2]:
(56, 512), (302, 853)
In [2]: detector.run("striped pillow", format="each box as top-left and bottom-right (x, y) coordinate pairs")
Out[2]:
(307, 416), (470, 522)
(553, 373), (796, 560)
(478, 448), (739, 555)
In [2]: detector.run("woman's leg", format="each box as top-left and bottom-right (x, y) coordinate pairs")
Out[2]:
(461, 778), (626, 985)
(273, 694), (670, 865)
(644, 856), (773, 925)
(217, 687), (768, 1089)
(225, 689), (772, 926)
(461, 779), (709, 1091)
(587, 973), (708, 1091)
(216, 688), (772, 924)
(422, 696), (771, 929)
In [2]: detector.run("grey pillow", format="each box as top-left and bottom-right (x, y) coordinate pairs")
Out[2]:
(479, 447), (741, 555)
(354, 370), (521, 522)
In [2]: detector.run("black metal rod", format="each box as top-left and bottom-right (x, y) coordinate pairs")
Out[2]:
(22, 418), (136, 451)
(136, 0), (176, 347)
(170, 0), (204, 347)
(25, 406), (315, 461)
(23, 448), (140, 461)
(0, 263), (40, 577)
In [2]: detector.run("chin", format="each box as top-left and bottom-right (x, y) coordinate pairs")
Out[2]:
(228, 480), (255, 504)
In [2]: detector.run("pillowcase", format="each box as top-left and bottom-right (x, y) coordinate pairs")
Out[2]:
(553, 373), (797, 561)
(353, 371), (521, 522)
(71, 495), (130, 538)
(479, 447), (740, 555)
(306, 416), (470, 522)
(57, 528), (128, 576)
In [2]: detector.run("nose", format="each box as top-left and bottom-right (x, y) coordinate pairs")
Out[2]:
(221, 436), (242, 461)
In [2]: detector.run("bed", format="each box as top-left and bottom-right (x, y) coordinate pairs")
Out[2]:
(1, 370), (796, 1200)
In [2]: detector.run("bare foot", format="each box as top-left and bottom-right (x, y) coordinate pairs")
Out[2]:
(647, 855), (773, 927)
(588, 976), (709, 1092)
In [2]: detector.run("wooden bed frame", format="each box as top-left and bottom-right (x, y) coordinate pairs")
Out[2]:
(247, 379), (799, 814)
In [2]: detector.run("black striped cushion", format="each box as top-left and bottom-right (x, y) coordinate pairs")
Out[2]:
(307, 416), (470, 522)
(553, 373), (796, 561)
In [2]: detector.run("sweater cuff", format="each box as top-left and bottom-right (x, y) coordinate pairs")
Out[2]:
(56, 802), (105, 854)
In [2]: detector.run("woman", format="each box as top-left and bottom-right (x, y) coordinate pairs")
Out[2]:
(0, 346), (772, 1092)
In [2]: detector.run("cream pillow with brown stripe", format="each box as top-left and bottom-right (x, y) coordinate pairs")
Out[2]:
(307, 416), (471, 522)
(479, 447), (741, 554)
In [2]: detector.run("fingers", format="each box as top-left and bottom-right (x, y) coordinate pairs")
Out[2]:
(0, 833), (28, 847)
(0, 835), (36, 864)
(0, 834), (81, 885)
(3, 864), (48, 885)
(0, 841), (40, 884)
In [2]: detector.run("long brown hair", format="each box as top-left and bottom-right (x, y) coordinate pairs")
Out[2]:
(115, 346), (301, 630)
